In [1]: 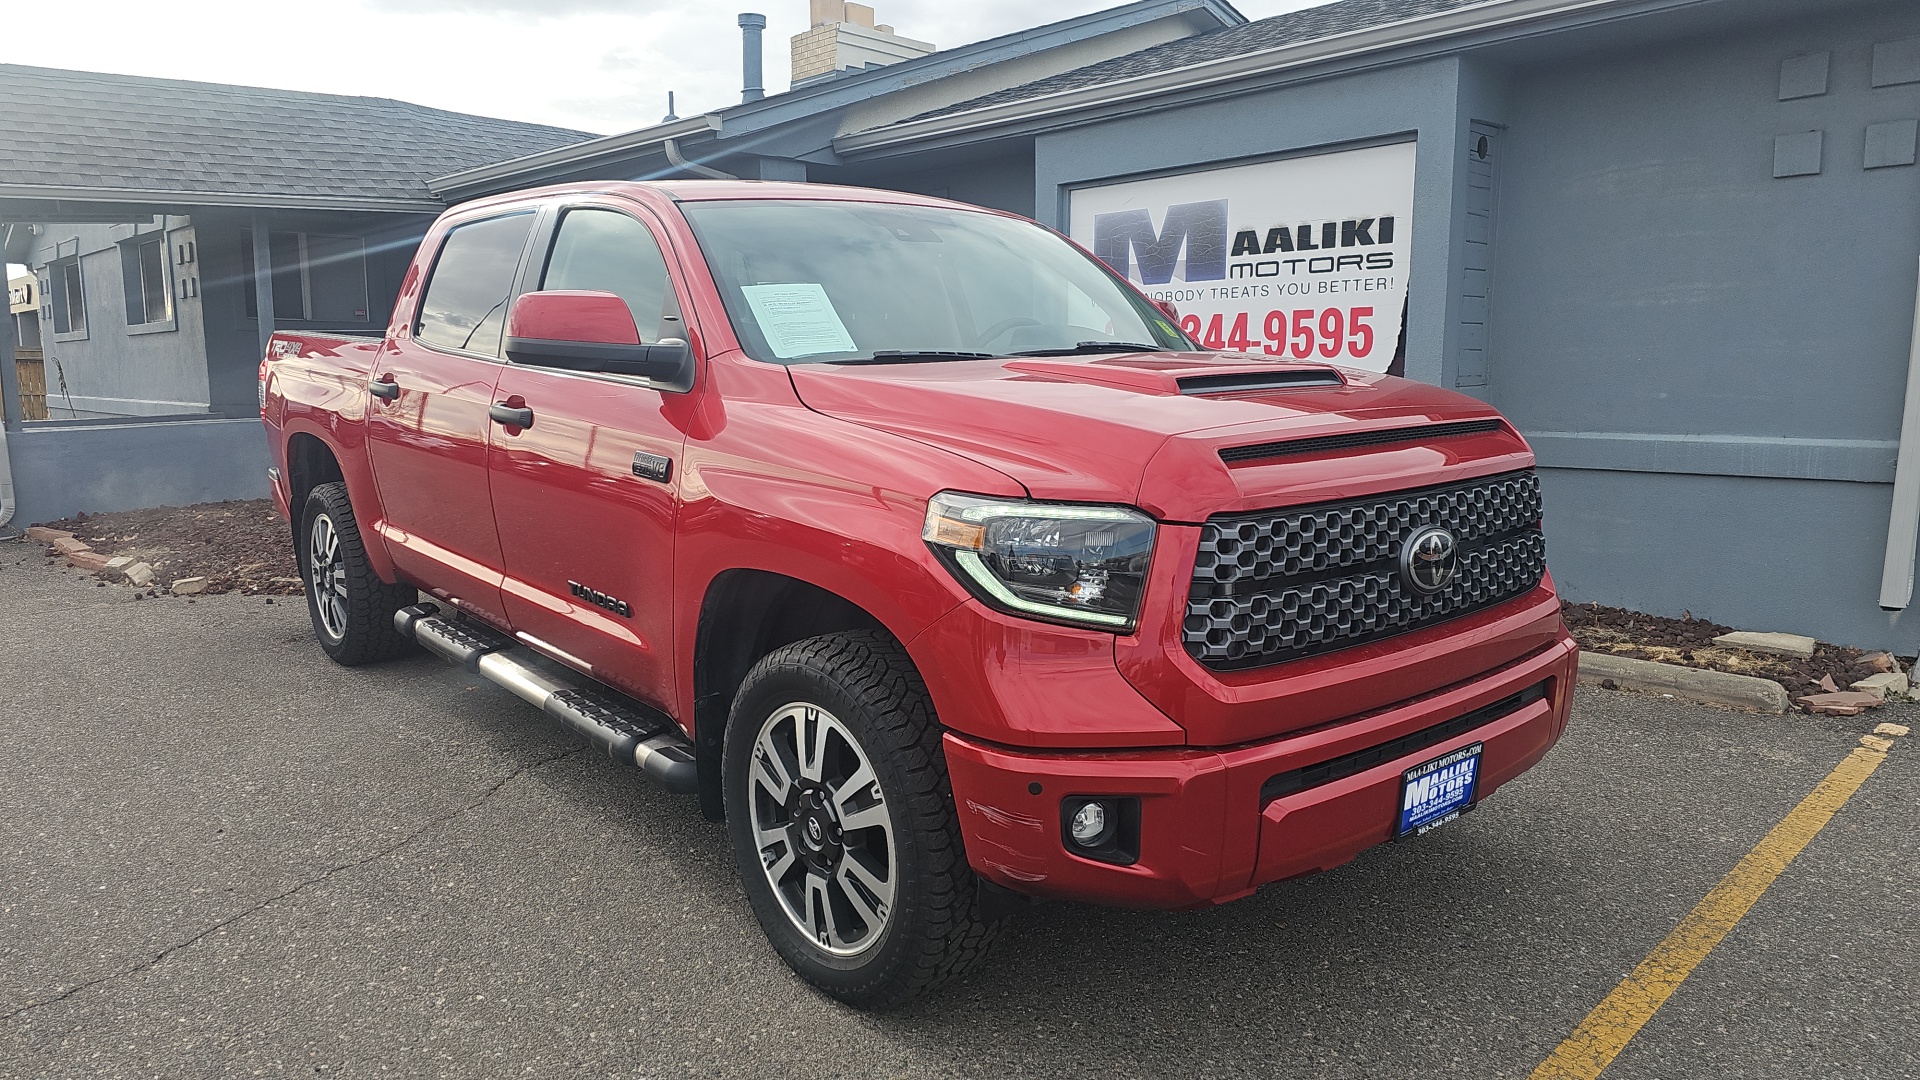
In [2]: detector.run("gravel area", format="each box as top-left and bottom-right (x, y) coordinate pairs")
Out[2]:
(1561, 601), (1905, 698)
(40, 499), (299, 596)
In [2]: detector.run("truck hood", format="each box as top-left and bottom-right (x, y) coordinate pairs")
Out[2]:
(787, 352), (1535, 520)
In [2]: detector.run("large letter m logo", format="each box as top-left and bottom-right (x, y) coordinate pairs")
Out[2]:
(1091, 199), (1228, 285)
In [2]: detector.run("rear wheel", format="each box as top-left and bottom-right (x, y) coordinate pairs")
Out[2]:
(723, 632), (999, 1008)
(299, 482), (416, 665)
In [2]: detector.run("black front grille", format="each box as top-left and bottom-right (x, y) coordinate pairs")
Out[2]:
(1260, 680), (1550, 805)
(1183, 470), (1545, 669)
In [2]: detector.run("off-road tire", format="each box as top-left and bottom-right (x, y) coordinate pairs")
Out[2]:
(299, 482), (417, 666)
(723, 631), (1000, 1009)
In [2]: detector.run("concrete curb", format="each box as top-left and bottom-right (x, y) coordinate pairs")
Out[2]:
(1578, 651), (1790, 714)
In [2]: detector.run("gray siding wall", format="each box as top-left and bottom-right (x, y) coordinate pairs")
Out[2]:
(1491, 5), (1920, 646)
(24, 216), (211, 417)
(8, 417), (270, 527)
(1003, 2), (1920, 647)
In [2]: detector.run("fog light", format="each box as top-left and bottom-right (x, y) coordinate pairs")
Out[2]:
(1069, 800), (1109, 846)
(1059, 795), (1140, 865)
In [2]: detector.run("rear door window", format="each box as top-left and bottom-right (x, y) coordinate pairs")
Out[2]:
(415, 212), (536, 356)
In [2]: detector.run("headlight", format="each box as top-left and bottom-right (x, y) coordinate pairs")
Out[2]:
(922, 492), (1156, 630)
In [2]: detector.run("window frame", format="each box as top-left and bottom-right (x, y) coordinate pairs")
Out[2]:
(120, 233), (177, 334)
(48, 254), (87, 341)
(242, 230), (372, 326)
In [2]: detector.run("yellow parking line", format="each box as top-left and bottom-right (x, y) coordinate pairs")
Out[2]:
(1530, 733), (1899, 1080)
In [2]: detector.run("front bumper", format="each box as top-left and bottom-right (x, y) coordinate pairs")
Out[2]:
(944, 631), (1577, 909)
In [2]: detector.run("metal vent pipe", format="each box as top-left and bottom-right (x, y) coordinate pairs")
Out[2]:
(738, 13), (766, 103)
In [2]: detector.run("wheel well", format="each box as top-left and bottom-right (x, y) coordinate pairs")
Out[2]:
(285, 432), (345, 552)
(692, 569), (890, 821)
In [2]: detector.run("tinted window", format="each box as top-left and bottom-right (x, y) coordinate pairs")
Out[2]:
(540, 208), (679, 342)
(416, 212), (535, 355)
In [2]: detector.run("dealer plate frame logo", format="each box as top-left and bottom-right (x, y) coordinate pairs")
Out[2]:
(1396, 741), (1482, 837)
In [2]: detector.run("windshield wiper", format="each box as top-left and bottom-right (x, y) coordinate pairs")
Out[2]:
(825, 350), (997, 365)
(1008, 341), (1164, 357)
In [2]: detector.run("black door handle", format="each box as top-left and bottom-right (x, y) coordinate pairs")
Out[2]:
(368, 377), (400, 400)
(489, 402), (534, 428)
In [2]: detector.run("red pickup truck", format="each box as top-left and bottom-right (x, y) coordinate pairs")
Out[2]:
(260, 180), (1576, 1008)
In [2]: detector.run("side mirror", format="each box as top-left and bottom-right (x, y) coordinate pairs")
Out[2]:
(1151, 299), (1180, 321)
(504, 290), (693, 391)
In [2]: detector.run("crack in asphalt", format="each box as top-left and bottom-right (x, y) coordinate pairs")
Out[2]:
(0, 745), (588, 1025)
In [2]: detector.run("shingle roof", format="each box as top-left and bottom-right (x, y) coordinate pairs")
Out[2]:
(905, 0), (1490, 122)
(0, 64), (594, 210)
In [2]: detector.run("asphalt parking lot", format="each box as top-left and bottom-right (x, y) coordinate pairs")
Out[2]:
(2, 543), (1913, 1080)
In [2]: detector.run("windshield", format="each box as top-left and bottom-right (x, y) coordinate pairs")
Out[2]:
(680, 199), (1193, 364)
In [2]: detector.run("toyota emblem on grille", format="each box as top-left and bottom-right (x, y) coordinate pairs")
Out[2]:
(1399, 525), (1459, 594)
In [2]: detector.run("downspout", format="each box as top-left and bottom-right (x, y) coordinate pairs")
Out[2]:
(663, 138), (737, 180)
(1877, 259), (1920, 610)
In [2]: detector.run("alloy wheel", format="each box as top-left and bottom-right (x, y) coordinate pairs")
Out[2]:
(747, 702), (897, 957)
(308, 513), (349, 641)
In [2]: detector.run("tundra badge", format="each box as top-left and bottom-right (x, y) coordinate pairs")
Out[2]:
(568, 580), (633, 618)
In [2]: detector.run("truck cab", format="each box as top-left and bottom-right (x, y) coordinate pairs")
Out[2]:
(260, 181), (1576, 1009)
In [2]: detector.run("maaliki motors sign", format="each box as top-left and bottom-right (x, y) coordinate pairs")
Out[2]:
(1069, 142), (1415, 374)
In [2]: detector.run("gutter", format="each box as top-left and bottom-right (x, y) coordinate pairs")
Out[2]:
(428, 115), (724, 200)
(835, 0), (1696, 153)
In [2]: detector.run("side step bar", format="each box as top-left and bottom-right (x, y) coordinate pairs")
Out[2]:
(395, 604), (698, 794)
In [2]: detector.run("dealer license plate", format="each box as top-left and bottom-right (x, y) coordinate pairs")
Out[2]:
(1396, 742), (1483, 838)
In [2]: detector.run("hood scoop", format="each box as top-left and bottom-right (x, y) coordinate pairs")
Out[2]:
(1221, 418), (1505, 465)
(1002, 356), (1345, 396)
(1176, 368), (1344, 395)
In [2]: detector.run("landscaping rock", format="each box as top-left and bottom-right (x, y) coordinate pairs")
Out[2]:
(170, 576), (208, 596)
(1578, 651), (1789, 713)
(50, 536), (92, 557)
(1712, 631), (1817, 659)
(100, 555), (135, 580)
(1863, 651), (1901, 673)
(24, 526), (74, 544)
(1794, 691), (1884, 716)
(1849, 672), (1909, 700)
(125, 562), (154, 588)
(66, 550), (111, 572)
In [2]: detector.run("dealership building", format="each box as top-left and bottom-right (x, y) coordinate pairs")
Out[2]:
(7, 0), (1920, 651)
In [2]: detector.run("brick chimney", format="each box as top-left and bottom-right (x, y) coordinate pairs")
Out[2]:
(791, 2), (934, 87)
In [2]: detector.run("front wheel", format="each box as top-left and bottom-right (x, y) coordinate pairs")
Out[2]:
(299, 482), (417, 666)
(723, 632), (999, 1009)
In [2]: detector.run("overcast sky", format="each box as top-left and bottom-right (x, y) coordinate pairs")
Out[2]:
(3, 0), (1331, 136)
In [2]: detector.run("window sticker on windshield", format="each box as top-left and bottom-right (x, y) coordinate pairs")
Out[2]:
(741, 283), (858, 359)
